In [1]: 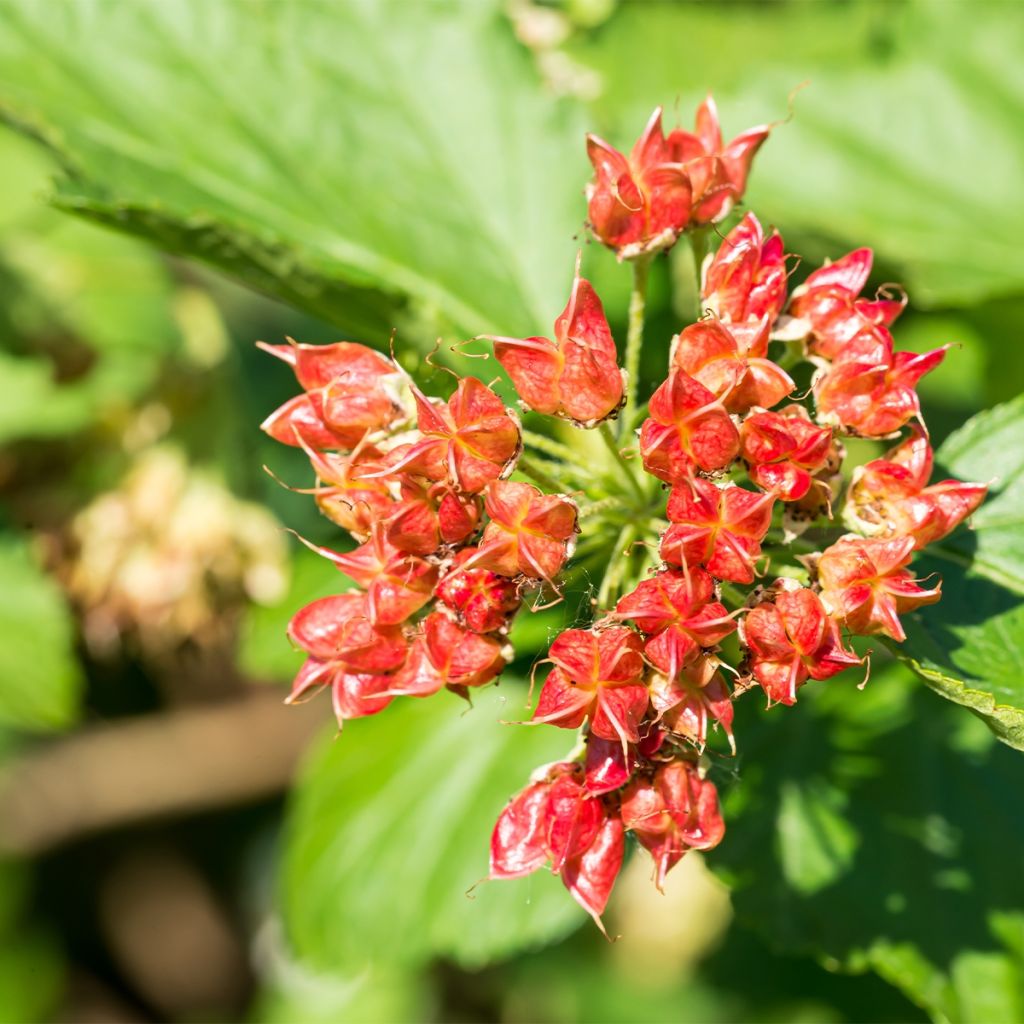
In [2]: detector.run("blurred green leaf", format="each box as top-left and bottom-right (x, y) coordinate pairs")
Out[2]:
(897, 395), (1024, 750)
(0, 132), (179, 442)
(0, 535), (82, 731)
(717, 666), (1024, 1022)
(569, 2), (1024, 307)
(0, 926), (63, 1024)
(0, 0), (585, 342)
(283, 689), (584, 973)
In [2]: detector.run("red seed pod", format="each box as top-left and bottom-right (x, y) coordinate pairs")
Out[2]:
(382, 377), (521, 494)
(259, 340), (406, 450)
(435, 550), (521, 634)
(817, 536), (942, 642)
(385, 479), (482, 555)
(701, 213), (788, 326)
(285, 594), (408, 724)
(621, 761), (725, 889)
(648, 655), (734, 751)
(664, 94), (771, 226)
(532, 627), (649, 751)
(560, 809), (625, 927)
(741, 586), (861, 705)
(614, 568), (736, 677)
(421, 612), (508, 690)
(741, 405), (835, 502)
(385, 614), (508, 698)
(585, 107), (693, 259)
(299, 525), (438, 626)
(661, 478), (775, 584)
(489, 776), (556, 881)
(584, 735), (633, 795)
(845, 428), (987, 548)
(786, 248), (906, 360)
(814, 327), (948, 438)
(488, 260), (624, 427)
(545, 770), (606, 872)
(286, 440), (394, 539)
(472, 481), (578, 584)
(287, 593), (408, 677)
(329, 671), (396, 725)
(639, 370), (740, 484)
(672, 318), (794, 414)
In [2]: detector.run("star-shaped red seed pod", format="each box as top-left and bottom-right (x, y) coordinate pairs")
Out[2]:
(648, 655), (734, 751)
(639, 370), (740, 484)
(471, 481), (578, 584)
(614, 567), (736, 679)
(296, 524), (438, 626)
(741, 586), (861, 705)
(814, 327), (948, 437)
(259, 339), (406, 451)
(845, 427), (987, 548)
(487, 259), (625, 427)
(664, 94), (771, 226)
(585, 107), (693, 259)
(620, 761), (725, 890)
(672, 318), (795, 414)
(284, 437), (394, 539)
(785, 248), (906, 359)
(817, 536), (942, 642)
(435, 550), (521, 634)
(382, 376), (521, 493)
(741, 405), (835, 502)
(531, 627), (649, 751)
(661, 479), (775, 584)
(379, 612), (509, 700)
(701, 213), (788, 326)
(384, 478), (482, 555)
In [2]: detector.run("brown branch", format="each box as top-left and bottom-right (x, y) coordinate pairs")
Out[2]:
(0, 686), (330, 855)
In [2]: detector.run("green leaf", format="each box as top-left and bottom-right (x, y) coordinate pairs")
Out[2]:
(0, 131), (179, 442)
(0, 535), (82, 732)
(716, 666), (1024, 1022)
(568, 2), (1024, 307)
(0, 0), (585, 342)
(895, 395), (1024, 751)
(776, 778), (858, 897)
(282, 688), (585, 972)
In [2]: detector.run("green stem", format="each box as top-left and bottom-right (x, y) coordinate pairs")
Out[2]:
(522, 429), (578, 464)
(596, 523), (638, 610)
(577, 496), (624, 520)
(691, 227), (714, 324)
(620, 255), (652, 438)
(598, 421), (645, 503)
(516, 456), (565, 494)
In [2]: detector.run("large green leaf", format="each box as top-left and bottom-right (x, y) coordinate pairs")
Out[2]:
(0, 535), (82, 732)
(567, 2), (1024, 307)
(282, 688), (585, 972)
(0, 0), (585, 342)
(896, 395), (1024, 750)
(716, 665), (1024, 1023)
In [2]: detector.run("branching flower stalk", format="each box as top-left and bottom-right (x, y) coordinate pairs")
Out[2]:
(259, 94), (988, 931)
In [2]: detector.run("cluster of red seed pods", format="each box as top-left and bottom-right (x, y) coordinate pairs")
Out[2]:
(262, 95), (987, 931)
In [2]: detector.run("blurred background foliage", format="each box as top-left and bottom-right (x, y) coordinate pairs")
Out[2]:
(0, 0), (1021, 1021)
